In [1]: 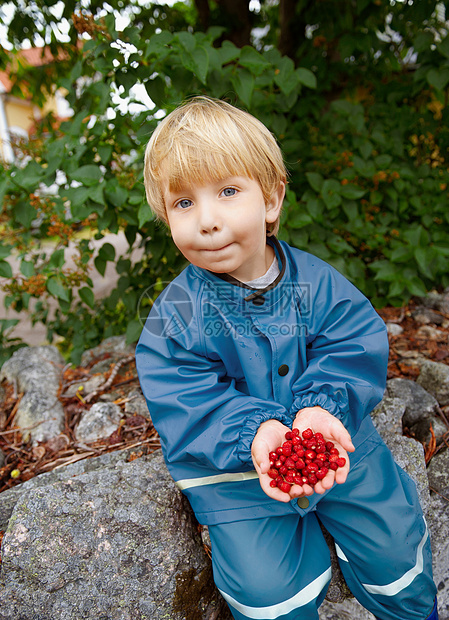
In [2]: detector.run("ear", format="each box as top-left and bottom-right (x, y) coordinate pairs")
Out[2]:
(265, 181), (285, 225)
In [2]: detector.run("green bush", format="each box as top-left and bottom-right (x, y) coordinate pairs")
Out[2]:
(1, 3), (449, 362)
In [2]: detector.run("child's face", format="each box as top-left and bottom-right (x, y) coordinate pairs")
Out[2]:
(163, 176), (284, 282)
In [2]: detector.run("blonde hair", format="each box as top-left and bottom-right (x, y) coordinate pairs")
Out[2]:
(144, 96), (287, 236)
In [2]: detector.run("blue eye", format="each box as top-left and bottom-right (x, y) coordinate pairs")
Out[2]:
(177, 199), (192, 209)
(222, 187), (237, 197)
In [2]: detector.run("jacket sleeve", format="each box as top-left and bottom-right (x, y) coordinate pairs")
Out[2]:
(135, 287), (292, 474)
(290, 256), (389, 438)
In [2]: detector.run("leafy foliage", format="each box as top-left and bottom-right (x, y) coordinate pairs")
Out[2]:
(1, 1), (449, 362)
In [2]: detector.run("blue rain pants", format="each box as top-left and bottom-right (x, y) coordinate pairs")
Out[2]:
(208, 439), (437, 620)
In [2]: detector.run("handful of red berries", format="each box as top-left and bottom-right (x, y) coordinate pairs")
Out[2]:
(268, 427), (346, 494)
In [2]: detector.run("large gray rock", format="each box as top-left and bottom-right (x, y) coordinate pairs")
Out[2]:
(426, 448), (449, 620)
(417, 359), (449, 407)
(386, 378), (447, 442)
(81, 335), (135, 368)
(0, 346), (65, 444)
(0, 450), (231, 620)
(75, 402), (122, 443)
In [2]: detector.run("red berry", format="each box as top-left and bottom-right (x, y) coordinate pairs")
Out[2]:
(280, 481), (291, 493)
(316, 469), (327, 480)
(308, 473), (318, 485)
(268, 430), (346, 496)
(302, 428), (313, 440)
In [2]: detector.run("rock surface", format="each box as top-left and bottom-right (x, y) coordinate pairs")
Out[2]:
(417, 359), (449, 407)
(1, 339), (449, 619)
(0, 449), (231, 620)
(75, 402), (123, 443)
(386, 378), (446, 443)
(0, 346), (65, 444)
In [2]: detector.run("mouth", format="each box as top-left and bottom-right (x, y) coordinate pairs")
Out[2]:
(203, 243), (232, 253)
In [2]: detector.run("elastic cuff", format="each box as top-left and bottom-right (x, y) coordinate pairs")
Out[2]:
(237, 410), (293, 464)
(289, 392), (343, 419)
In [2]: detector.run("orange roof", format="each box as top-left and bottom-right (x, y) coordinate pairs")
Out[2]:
(0, 46), (66, 94)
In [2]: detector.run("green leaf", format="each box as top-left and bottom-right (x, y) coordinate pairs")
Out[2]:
(414, 247), (434, 279)
(79, 287), (95, 308)
(94, 256), (107, 277)
(0, 244), (12, 260)
(231, 68), (254, 107)
(239, 46), (270, 76)
(138, 202), (153, 228)
(49, 249), (65, 268)
(321, 179), (342, 209)
(305, 172), (324, 193)
(177, 31), (196, 53)
(15, 201), (36, 228)
(289, 211), (313, 229)
(71, 165), (103, 187)
(370, 260), (398, 282)
(105, 185), (128, 208)
(183, 46), (209, 84)
(0, 260), (12, 278)
(413, 32), (434, 53)
(404, 276), (427, 297)
(97, 145), (113, 164)
(437, 35), (449, 59)
(274, 56), (299, 96)
(99, 243), (116, 262)
(296, 67), (316, 89)
(358, 140), (373, 160)
(426, 67), (449, 92)
(144, 75), (166, 107)
(47, 278), (70, 302)
(339, 184), (366, 199)
(218, 40), (240, 64)
(145, 31), (173, 57)
(20, 260), (35, 277)
(388, 279), (405, 297)
(126, 318), (142, 344)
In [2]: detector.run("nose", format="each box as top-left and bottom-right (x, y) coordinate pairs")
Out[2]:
(198, 201), (222, 234)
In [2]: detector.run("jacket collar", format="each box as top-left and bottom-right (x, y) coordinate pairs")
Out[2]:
(191, 237), (289, 310)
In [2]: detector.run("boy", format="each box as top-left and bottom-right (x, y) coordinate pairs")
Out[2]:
(135, 96), (438, 619)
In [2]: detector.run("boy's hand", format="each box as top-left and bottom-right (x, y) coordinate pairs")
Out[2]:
(293, 406), (355, 495)
(251, 419), (315, 503)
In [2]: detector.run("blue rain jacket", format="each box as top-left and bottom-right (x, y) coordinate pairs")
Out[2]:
(136, 239), (389, 525)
